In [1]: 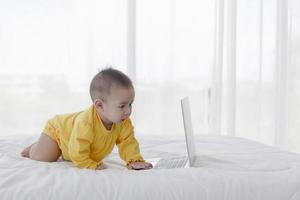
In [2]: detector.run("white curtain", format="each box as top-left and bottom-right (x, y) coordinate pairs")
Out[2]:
(219, 0), (300, 153)
(0, 0), (127, 135)
(0, 0), (300, 153)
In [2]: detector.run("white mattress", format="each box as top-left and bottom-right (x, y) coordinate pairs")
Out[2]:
(1, 134), (300, 200)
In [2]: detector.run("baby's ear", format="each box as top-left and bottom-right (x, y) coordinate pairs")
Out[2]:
(94, 99), (104, 110)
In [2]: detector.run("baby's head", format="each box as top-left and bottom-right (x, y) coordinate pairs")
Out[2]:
(90, 68), (135, 128)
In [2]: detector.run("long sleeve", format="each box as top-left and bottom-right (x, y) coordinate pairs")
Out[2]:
(116, 119), (144, 164)
(68, 121), (99, 169)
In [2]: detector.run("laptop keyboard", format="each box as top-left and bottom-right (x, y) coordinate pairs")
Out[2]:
(154, 157), (188, 169)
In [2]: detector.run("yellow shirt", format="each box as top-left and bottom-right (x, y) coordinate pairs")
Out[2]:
(43, 105), (144, 169)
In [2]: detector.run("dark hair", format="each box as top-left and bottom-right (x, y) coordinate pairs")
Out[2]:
(89, 67), (133, 101)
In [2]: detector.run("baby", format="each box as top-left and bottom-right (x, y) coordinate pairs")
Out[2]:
(21, 68), (152, 170)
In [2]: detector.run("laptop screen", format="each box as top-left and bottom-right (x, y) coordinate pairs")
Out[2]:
(181, 97), (197, 165)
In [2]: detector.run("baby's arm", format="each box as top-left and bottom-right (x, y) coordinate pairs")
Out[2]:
(116, 119), (152, 170)
(68, 122), (100, 169)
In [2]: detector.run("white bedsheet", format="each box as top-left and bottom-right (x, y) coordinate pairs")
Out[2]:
(1, 134), (300, 200)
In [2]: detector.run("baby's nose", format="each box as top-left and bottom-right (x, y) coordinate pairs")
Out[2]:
(124, 107), (131, 116)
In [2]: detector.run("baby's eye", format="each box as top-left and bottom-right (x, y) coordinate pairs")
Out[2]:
(119, 105), (125, 108)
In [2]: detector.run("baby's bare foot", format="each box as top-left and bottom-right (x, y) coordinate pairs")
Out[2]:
(21, 143), (35, 157)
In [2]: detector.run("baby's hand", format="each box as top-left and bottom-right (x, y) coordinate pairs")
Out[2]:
(127, 161), (153, 170)
(96, 162), (107, 170)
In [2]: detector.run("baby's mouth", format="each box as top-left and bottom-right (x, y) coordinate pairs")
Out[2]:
(121, 117), (128, 121)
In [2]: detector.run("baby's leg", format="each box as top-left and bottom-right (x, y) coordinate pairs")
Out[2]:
(21, 133), (61, 162)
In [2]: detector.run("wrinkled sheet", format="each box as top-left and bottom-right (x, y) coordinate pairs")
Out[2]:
(1, 134), (300, 200)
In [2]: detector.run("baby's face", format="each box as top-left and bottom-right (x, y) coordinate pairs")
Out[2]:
(99, 84), (135, 126)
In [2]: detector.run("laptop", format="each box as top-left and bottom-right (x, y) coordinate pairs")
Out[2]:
(151, 96), (197, 169)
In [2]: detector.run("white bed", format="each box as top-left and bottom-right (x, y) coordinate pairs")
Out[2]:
(1, 134), (300, 200)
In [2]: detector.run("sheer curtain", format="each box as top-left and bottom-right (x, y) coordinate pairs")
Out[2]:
(132, 0), (215, 136)
(0, 0), (127, 135)
(132, 0), (300, 153)
(219, 0), (300, 153)
(0, 0), (300, 153)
